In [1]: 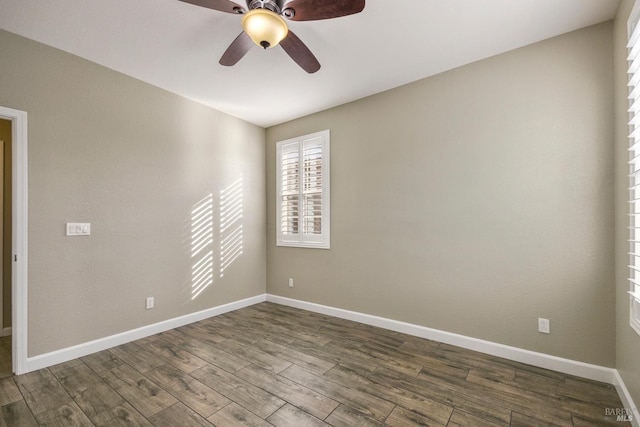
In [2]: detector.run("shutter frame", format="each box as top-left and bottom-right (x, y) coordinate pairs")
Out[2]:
(276, 130), (331, 249)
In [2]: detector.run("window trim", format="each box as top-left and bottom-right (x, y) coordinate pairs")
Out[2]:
(276, 130), (330, 249)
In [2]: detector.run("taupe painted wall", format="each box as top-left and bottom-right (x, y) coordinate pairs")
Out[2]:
(615, 0), (640, 411)
(0, 30), (266, 357)
(0, 118), (10, 329)
(267, 23), (615, 366)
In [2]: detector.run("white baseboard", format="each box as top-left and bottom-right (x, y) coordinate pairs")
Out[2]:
(614, 370), (640, 427)
(266, 294), (616, 384)
(25, 294), (267, 373)
(1, 327), (11, 337)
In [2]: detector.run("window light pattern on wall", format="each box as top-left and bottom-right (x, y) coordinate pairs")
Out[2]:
(276, 129), (330, 249)
(627, 2), (640, 336)
(220, 176), (243, 277)
(191, 194), (214, 300)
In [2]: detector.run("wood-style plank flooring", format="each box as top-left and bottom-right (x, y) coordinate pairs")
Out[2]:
(0, 335), (12, 380)
(0, 302), (630, 426)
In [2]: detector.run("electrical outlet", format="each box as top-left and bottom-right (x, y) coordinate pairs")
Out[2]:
(146, 297), (154, 310)
(538, 318), (550, 334)
(288, 277), (294, 288)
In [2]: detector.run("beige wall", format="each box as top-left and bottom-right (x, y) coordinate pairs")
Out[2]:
(267, 23), (615, 366)
(0, 30), (266, 357)
(0, 118), (10, 329)
(615, 0), (640, 411)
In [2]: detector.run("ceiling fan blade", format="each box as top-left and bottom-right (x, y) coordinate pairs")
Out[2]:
(280, 30), (320, 73)
(179, 0), (245, 14)
(282, 0), (365, 21)
(219, 32), (253, 66)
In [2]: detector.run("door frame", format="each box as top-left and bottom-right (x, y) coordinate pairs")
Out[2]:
(0, 106), (28, 375)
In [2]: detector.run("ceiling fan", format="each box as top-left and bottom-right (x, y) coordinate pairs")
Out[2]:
(179, 0), (366, 73)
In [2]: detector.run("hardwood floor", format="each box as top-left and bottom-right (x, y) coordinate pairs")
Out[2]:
(0, 302), (630, 426)
(0, 335), (11, 380)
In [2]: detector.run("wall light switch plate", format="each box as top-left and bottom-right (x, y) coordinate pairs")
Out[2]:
(66, 223), (91, 236)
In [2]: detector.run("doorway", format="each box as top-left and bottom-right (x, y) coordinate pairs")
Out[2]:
(0, 106), (27, 375)
(0, 119), (12, 377)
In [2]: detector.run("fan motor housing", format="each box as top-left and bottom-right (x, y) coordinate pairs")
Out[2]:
(246, 0), (281, 13)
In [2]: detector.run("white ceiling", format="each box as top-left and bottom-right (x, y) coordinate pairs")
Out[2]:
(0, 0), (620, 127)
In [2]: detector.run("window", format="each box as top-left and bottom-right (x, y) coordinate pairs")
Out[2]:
(276, 130), (330, 249)
(628, 1), (640, 336)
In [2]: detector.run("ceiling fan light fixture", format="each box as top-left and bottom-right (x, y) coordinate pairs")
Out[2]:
(242, 9), (288, 49)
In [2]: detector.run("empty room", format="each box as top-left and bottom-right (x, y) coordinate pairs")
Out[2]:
(0, 0), (639, 425)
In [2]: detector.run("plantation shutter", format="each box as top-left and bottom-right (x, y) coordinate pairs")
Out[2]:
(276, 130), (330, 249)
(628, 5), (640, 335)
(303, 140), (323, 235)
(280, 142), (300, 236)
